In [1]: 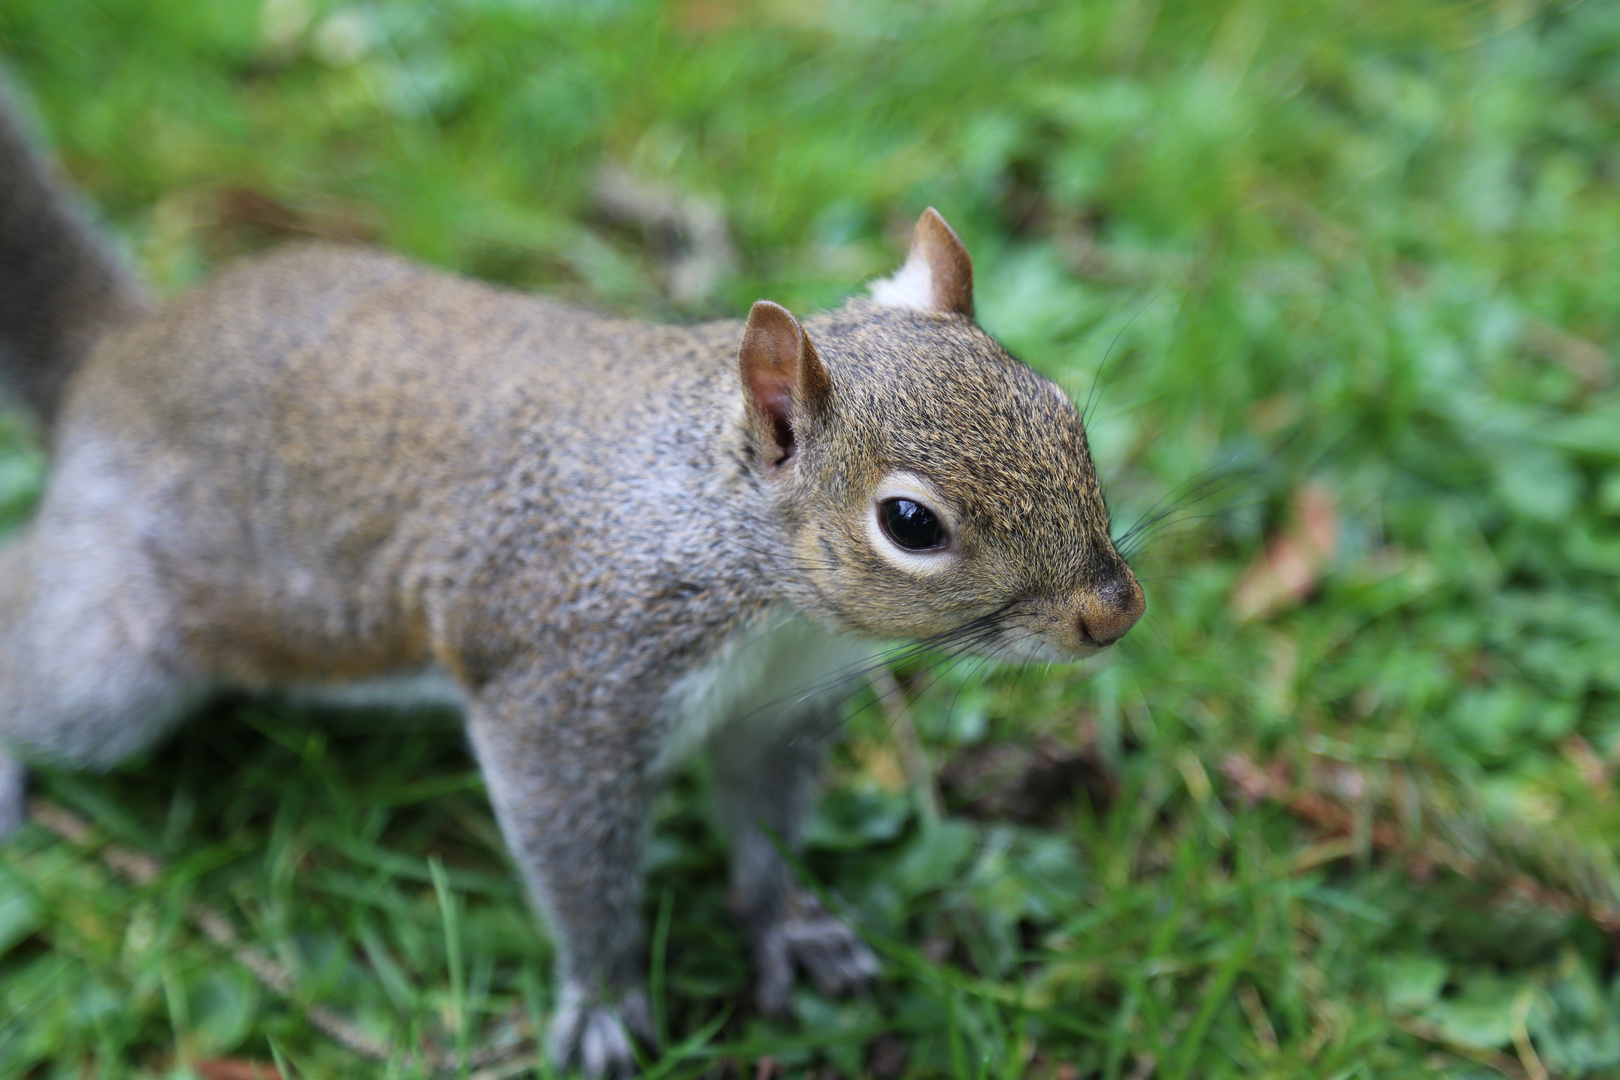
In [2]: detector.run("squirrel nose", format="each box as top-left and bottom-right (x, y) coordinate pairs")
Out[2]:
(1076, 573), (1145, 647)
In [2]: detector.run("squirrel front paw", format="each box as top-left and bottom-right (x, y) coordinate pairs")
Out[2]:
(753, 898), (881, 1016)
(549, 984), (654, 1079)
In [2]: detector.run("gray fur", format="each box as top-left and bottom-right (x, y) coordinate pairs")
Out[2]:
(0, 90), (148, 426)
(0, 98), (1143, 1076)
(0, 751), (23, 836)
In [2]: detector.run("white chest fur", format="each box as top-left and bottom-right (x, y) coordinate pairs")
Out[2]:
(659, 612), (876, 772)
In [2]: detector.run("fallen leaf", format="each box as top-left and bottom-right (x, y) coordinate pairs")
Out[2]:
(678, 0), (746, 33)
(194, 1060), (283, 1080)
(1520, 317), (1613, 391)
(1230, 482), (1338, 621)
(214, 186), (375, 245)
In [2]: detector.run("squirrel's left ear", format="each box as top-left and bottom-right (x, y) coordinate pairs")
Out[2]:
(870, 207), (974, 317)
(737, 300), (832, 474)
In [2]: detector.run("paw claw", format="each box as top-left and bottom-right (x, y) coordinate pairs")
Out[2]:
(753, 903), (879, 1015)
(550, 985), (653, 1078)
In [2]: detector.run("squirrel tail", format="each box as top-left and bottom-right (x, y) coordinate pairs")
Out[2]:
(0, 92), (147, 427)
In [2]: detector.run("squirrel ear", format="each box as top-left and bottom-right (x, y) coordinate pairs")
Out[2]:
(737, 300), (831, 472)
(870, 207), (974, 317)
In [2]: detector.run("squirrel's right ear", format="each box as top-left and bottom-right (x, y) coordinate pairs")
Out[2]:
(870, 207), (974, 317)
(738, 300), (832, 474)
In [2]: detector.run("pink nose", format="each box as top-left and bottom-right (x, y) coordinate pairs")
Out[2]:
(1077, 575), (1145, 646)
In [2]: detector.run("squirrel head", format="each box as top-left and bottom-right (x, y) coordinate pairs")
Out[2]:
(737, 209), (1144, 661)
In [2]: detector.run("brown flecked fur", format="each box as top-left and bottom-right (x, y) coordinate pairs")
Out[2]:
(0, 94), (1142, 1077)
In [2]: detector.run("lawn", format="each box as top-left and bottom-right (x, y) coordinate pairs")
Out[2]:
(2, 0), (1619, 1076)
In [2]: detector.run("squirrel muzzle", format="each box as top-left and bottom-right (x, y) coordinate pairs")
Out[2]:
(1073, 571), (1146, 649)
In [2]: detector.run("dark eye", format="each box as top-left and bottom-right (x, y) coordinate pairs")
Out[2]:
(879, 498), (946, 551)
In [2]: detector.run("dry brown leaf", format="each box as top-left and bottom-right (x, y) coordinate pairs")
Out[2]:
(1219, 752), (1620, 942)
(1561, 734), (1611, 795)
(1520, 317), (1613, 391)
(194, 1061), (283, 1080)
(1230, 482), (1338, 621)
(214, 186), (374, 245)
(678, 0), (747, 32)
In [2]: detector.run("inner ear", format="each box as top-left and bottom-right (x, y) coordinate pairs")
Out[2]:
(869, 207), (974, 316)
(737, 300), (830, 472)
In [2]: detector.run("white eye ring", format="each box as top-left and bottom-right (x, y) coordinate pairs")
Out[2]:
(866, 473), (959, 574)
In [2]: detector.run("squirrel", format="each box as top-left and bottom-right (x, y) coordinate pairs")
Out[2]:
(0, 91), (1144, 1077)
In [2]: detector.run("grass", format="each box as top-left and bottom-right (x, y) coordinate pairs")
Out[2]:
(2, 0), (1620, 1075)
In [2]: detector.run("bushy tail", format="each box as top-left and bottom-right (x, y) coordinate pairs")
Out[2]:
(0, 92), (147, 427)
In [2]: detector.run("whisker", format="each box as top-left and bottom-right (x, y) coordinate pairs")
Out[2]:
(937, 648), (999, 739)
(1116, 496), (1266, 562)
(871, 641), (999, 742)
(1114, 469), (1238, 546)
(759, 613), (1020, 727)
(1082, 283), (1170, 428)
(786, 616), (1025, 748)
(1112, 461), (1260, 565)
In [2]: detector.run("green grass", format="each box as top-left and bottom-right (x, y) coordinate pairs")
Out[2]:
(3, 0), (1620, 1075)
